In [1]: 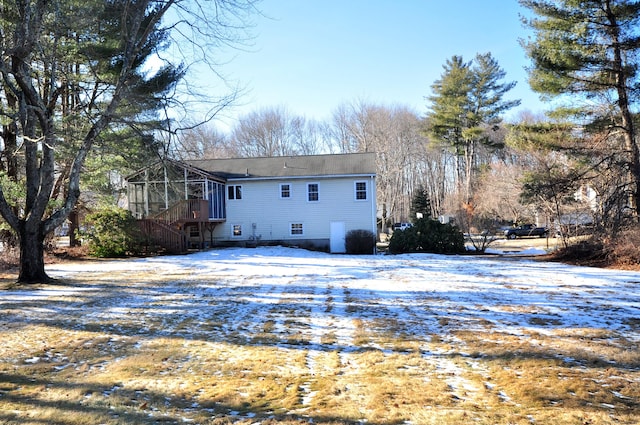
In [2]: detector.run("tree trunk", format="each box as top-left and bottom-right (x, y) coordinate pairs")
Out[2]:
(463, 140), (475, 205)
(68, 210), (80, 247)
(606, 0), (639, 215)
(18, 221), (51, 283)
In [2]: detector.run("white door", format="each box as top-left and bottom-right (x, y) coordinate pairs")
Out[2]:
(330, 221), (346, 253)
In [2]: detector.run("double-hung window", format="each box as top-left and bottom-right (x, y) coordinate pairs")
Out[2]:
(355, 181), (367, 200)
(232, 224), (242, 237)
(280, 183), (291, 199)
(307, 183), (319, 202)
(228, 185), (242, 200)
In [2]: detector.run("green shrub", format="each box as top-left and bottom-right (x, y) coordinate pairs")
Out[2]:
(387, 226), (418, 254)
(345, 229), (376, 254)
(388, 218), (465, 254)
(83, 208), (143, 257)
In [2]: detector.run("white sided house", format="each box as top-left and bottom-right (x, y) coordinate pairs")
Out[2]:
(125, 153), (377, 253)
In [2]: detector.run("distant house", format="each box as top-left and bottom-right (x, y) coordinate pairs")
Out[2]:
(125, 152), (377, 253)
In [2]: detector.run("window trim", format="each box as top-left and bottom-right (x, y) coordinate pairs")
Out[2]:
(290, 222), (304, 236)
(280, 183), (291, 199)
(354, 180), (368, 201)
(307, 182), (319, 202)
(231, 224), (242, 238)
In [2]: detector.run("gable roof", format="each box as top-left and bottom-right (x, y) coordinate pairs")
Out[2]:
(185, 152), (376, 180)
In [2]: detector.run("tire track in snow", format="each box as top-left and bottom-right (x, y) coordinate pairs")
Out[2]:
(296, 278), (356, 410)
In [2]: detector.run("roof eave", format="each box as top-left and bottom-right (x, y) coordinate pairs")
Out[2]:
(226, 173), (376, 182)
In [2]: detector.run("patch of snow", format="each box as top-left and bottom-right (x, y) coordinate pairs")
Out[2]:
(4, 245), (640, 417)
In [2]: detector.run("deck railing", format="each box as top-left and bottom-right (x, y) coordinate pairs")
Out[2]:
(139, 199), (222, 253)
(151, 199), (209, 225)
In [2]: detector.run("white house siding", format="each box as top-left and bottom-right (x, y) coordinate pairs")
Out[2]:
(210, 175), (376, 249)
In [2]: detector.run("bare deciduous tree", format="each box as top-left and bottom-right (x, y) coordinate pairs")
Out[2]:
(173, 123), (233, 159)
(474, 160), (529, 225)
(330, 100), (426, 229)
(229, 106), (327, 157)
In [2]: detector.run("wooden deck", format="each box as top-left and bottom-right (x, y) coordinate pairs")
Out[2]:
(140, 200), (224, 253)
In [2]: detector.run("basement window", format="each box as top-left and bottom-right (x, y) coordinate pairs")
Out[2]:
(290, 223), (304, 235)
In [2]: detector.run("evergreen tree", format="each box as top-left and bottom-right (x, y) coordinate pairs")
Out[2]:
(410, 186), (432, 221)
(520, 0), (640, 214)
(427, 53), (519, 205)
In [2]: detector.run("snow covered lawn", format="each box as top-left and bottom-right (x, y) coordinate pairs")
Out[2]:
(1, 246), (639, 424)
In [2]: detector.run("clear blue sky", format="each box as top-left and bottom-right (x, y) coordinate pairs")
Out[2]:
(209, 0), (545, 130)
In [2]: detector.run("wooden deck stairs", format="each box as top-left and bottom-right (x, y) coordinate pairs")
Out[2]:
(138, 199), (210, 254)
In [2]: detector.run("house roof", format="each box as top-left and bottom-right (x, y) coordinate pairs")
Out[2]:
(185, 152), (376, 180)
(125, 158), (225, 182)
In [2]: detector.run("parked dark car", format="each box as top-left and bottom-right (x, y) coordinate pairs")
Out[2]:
(504, 224), (548, 239)
(392, 222), (412, 231)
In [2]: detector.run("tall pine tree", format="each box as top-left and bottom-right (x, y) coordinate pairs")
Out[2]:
(427, 53), (519, 205)
(520, 0), (640, 215)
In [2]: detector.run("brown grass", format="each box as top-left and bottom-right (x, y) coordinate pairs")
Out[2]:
(0, 255), (638, 425)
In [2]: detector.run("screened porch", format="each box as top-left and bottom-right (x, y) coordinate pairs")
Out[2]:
(126, 161), (226, 222)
